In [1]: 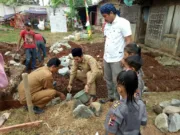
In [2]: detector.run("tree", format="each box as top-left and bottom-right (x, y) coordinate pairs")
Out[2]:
(50, 0), (66, 15)
(74, 0), (92, 7)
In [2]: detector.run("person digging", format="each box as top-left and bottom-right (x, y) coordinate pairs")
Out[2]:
(18, 57), (66, 114)
(67, 48), (103, 102)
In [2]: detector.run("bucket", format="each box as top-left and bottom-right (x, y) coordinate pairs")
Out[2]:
(73, 90), (90, 104)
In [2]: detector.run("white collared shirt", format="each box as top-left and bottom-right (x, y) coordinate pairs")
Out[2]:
(104, 16), (132, 63)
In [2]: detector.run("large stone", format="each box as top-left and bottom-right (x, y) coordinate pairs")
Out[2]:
(159, 101), (171, 108)
(73, 104), (94, 118)
(46, 97), (61, 107)
(168, 113), (180, 132)
(58, 67), (69, 76)
(73, 99), (83, 110)
(153, 104), (163, 115)
(171, 99), (180, 107)
(59, 56), (70, 67)
(155, 113), (168, 133)
(53, 50), (59, 54)
(163, 106), (180, 114)
(4, 51), (11, 56)
(90, 102), (102, 117)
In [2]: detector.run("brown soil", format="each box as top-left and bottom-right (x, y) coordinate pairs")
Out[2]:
(50, 42), (180, 96)
(142, 53), (180, 92)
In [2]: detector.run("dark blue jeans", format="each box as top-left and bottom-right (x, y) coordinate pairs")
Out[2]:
(25, 48), (36, 70)
(36, 41), (46, 62)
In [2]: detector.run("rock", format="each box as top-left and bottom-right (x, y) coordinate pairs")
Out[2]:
(59, 56), (70, 67)
(153, 104), (163, 115)
(4, 51), (11, 56)
(155, 113), (168, 133)
(171, 99), (180, 107)
(168, 113), (180, 132)
(46, 97), (61, 107)
(159, 101), (171, 108)
(73, 104), (94, 118)
(62, 43), (71, 49)
(163, 106), (180, 114)
(58, 67), (69, 76)
(90, 102), (102, 117)
(9, 60), (16, 65)
(53, 50), (59, 54)
(57, 48), (63, 52)
(73, 99), (83, 110)
(13, 92), (19, 100)
(14, 63), (21, 66)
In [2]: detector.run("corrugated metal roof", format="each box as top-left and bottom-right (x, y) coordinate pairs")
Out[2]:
(3, 13), (15, 20)
(24, 10), (47, 14)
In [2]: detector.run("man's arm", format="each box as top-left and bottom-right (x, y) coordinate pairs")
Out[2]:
(125, 35), (132, 45)
(68, 62), (78, 85)
(43, 75), (54, 89)
(87, 58), (100, 85)
(17, 36), (23, 51)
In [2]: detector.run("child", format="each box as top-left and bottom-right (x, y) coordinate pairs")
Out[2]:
(124, 55), (144, 99)
(122, 43), (144, 77)
(105, 70), (147, 135)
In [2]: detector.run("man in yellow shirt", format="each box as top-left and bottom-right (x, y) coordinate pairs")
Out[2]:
(18, 58), (65, 114)
(67, 48), (103, 100)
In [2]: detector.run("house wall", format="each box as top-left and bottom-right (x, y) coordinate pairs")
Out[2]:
(0, 3), (15, 17)
(145, 0), (180, 56)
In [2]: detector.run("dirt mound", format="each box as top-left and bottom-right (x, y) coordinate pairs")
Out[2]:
(142, 53), (180, 92)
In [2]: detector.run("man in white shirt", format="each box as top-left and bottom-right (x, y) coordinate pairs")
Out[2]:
(100, 3), (132, 103)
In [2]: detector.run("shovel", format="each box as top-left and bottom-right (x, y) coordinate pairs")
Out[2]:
(66, 92), (72, 101)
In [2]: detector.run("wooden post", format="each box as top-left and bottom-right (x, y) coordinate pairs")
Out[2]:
(173, 29), (180, 55)
(22, 73), (35, 122)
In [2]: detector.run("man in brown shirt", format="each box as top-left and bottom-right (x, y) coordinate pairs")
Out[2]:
(18, 58), (65, 114)
(67, 48), (102, 98)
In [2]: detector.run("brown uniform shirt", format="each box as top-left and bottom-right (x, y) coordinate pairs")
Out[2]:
(18, 66), (53, 102)
(69, 55), (102, 85)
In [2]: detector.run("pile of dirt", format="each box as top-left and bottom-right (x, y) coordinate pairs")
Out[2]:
(51, 42), (180, 95)
(142, 53), (180, 92)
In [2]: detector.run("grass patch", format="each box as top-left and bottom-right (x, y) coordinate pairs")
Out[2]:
(0, 29), (20, 43)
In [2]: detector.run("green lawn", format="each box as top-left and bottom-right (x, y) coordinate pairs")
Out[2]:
(0, 29), (20, 43)
(0, 25), (104, 46)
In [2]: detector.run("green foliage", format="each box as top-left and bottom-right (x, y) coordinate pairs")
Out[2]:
(0, 0), (39, 6)
(74, 0), (92, 7)
(0, 0), (17, 6)
(51, 0), (66, 8)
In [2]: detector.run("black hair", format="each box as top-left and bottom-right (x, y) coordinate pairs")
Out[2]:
(125, 55), (142, 71)
(47, 57), (61, 67)
(72, 48), (83, 57)
(124, 43), (141, 56)
(117, 70), (138, 103)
